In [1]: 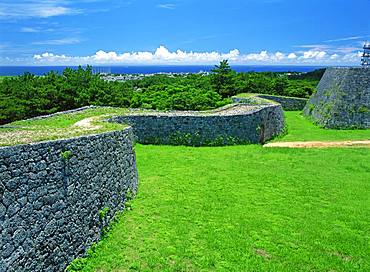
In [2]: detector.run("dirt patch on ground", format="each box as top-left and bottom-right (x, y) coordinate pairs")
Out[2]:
(73, 116), (103, 130)
(0, 116), (108, 146)
(254, 248), (272, 260)
(264, 140), (370, 148)
(332, 252), (352, 262)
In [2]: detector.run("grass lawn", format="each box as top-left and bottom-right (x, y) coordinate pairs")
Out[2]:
(277, 112), (370, 142)
(69, 113), (370, 271)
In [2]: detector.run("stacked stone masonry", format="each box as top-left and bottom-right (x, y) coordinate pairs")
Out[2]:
(303, 67), (370, 129)
(111, 104), (285, 146)
(0, 128), (138, 272)
(232, 95), (308, 111)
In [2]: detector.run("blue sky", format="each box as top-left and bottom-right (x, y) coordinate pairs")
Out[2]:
(0, 0), (369, 65)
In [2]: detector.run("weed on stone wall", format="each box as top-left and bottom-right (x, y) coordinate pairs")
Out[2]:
(60, 150), (72, 161)
(168, 131), (244, 147)
(358, 106), (369, 113)
(98, 207), (110, 222)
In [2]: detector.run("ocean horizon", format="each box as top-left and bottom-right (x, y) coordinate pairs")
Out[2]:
(0, 65), (334, 76)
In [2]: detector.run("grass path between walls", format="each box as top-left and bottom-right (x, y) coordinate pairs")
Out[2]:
(68, 113), (370, 271)
(275, 111), (370, 142)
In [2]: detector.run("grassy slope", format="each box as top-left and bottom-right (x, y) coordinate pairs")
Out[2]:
(69, 114), (370, 271)
(277, 112), (370, 142)
(0, 108), (128, 146)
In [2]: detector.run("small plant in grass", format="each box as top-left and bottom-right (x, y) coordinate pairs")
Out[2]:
(125, 188), (135, 211)
(126, 188), (134, 201)
(67, 242), (99, 271)
(98, 207), (110, 221)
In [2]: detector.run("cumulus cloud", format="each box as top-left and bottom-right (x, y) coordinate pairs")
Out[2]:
(287, 53), (297, 59)
(34, 46), (241, 64)
(273, 52), (285, 61)
(300, 50), (327, 60)
(30, 45), (362, 65)
(240, 51), (269, 62)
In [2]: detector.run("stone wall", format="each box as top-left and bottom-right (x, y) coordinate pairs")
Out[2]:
(232, 94), (308, 111)
(111, 104), (285, 145)
(0, 103), (286, 271)
(0, 128), (138, 272)
(255, 95), (308, 111)
(303, 67), (370, 129)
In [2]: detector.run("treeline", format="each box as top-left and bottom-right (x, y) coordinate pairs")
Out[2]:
(0, 62), (324, 124)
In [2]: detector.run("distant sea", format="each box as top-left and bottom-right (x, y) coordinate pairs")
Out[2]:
(0, 65), (327, 76)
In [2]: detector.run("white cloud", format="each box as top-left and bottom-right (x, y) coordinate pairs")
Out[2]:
(28, 45), (363, 66)
(0, 1), (81, 19)
(295, 40), (366, 55)
(20, 26), (55, 33)
(89, 46), (240, 63)
(324, 36), (366, 43)
(32, 38), (81, 45)
(300, 50), (327, 60)
(295, 44), (331, 50)
(241, 51), (269, 61)
(341, 51), (363, 62)
(287, 53), (297, 59)
(20, 27), (39, 33)
(34, 52), (67, 59)
(273, 52), (285, 61)
(156, 4), (176, 9)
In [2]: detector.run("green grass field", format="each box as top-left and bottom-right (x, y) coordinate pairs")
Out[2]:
(279, 112), (370, 142)
(68, 113), (370, 272)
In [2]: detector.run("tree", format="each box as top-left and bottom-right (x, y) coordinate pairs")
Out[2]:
(210, 60), (236, 98)
(273, 76), (289, 96)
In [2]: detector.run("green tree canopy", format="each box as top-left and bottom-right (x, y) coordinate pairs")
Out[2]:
(210, 60), (236, 98)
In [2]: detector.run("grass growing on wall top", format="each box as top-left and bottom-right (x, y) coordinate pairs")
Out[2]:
(234, 93), (308, 100)
(0, 107), (129, 147)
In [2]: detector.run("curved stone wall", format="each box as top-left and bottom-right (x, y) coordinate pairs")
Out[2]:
(303, 67), (370, 129)
(232, 94), (308, 111)
(255, 94), (308, 111)
(0, 103), (285, 271)
(111, 104), (285, 145)
(0, 128), (138, 271)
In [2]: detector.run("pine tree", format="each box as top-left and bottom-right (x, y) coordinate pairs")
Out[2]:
(210, 60), (236, 98)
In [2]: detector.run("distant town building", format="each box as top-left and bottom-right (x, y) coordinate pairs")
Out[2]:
(361, 41), (370, 67)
